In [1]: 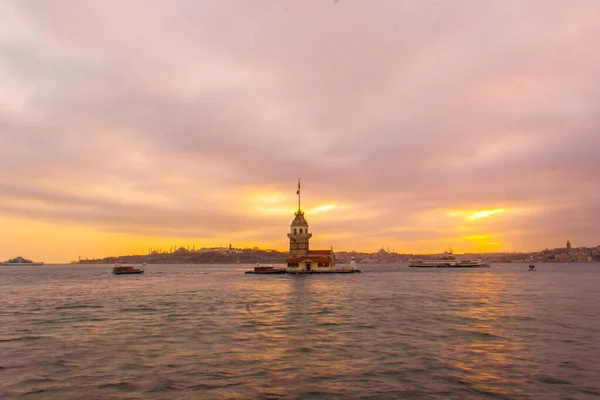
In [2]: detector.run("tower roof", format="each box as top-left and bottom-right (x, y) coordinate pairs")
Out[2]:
(291, 210), (308, 226)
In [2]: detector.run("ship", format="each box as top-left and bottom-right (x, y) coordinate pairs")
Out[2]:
(245, 264), (287, 274)
(112, 263), (145, 275)
(408, 249), (489, 268)
(1, 256), (44, 266)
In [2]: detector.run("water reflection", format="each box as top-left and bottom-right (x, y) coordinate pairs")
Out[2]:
(443, 271), (531, 397)
(2, 264), (600, 399)
(228, 274), (367, 392)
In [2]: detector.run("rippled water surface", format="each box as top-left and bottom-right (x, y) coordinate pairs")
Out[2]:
(1, 263), (600, 399)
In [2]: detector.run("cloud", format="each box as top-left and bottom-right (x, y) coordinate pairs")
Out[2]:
(1, 0), (600, 259)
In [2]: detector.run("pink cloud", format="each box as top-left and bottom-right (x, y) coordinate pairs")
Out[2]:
(1, 0), (600, 255)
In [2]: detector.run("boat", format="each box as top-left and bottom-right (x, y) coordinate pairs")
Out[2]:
(1, 256), (44, 266)
(112, 263), (144, 275)
(245, 264), (286, 274)
(408, 249), (490, 268)
(528, 264), (536, 271)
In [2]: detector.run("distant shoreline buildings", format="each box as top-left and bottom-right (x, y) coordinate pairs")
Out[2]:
(74, 241), (600, 265)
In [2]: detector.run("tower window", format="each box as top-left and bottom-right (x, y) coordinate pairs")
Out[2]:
(299, 228), (303, 234)
(294, 228), (297, 235)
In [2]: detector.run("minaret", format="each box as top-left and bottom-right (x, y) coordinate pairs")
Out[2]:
(287, 179), (312, 257)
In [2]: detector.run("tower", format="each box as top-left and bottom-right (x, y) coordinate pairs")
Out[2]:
(287, 179), (312, 257)
(288, 209), (312, 257)
(284, 179), (337, 273)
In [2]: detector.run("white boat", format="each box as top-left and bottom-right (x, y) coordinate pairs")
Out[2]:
(408, 250), (489, 268)
(1, 256), (44, 266)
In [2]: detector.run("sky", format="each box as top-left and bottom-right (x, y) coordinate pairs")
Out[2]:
(1, 0), (600, 262)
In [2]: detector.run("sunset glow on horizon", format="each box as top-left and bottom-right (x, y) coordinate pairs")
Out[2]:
(1, 0), (599, 262)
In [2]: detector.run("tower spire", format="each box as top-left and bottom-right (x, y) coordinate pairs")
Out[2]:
(297, 178), (301, 212)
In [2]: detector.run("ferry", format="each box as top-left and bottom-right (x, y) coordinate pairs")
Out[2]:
(112, 263), (145, 275)
(408, 250), (489, 268)
(245, 264), (287, 274)
(1, 256), (44, 266)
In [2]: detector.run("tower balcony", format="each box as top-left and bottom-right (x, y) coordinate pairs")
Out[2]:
(288, 233), (312, 239)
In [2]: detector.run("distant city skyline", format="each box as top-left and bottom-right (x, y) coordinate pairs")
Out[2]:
(1, 1), (600, 262)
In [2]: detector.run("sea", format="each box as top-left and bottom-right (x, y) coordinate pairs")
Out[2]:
(1, 263), (599, 399)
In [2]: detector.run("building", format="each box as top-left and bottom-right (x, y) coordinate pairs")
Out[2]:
(285, 182), (335, 273)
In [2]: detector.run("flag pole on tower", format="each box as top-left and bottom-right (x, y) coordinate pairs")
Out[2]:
(297, 178), (301, 211)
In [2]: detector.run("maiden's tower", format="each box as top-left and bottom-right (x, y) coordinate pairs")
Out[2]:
(285, 180), (336, 273)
